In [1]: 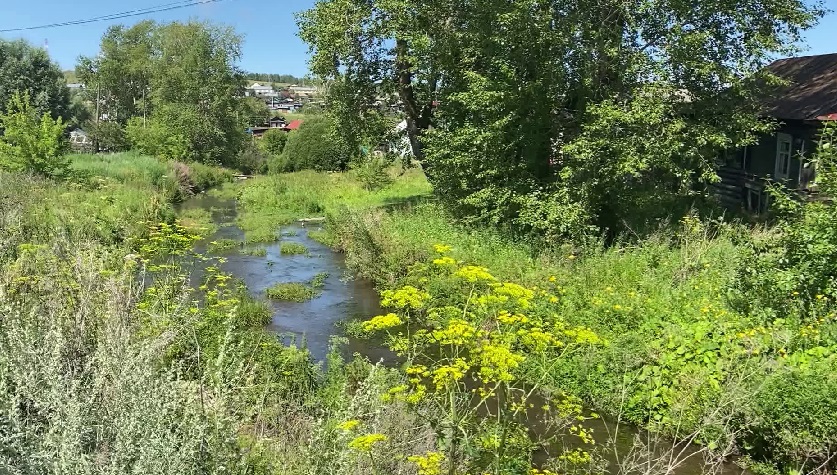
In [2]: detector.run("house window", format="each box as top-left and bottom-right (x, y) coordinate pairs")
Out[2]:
(774, 133), (793, 180)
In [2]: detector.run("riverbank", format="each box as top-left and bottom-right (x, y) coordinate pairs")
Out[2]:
(0, 158), (433, 474)
(232, 168), (837, 475)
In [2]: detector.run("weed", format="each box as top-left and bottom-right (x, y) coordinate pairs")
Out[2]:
(266, 282), (318, 302)
(280, 242), (308, 255)
(311, 272), (329, 289)
(241, 247), (268, 257)
(208, 238), (242, 253)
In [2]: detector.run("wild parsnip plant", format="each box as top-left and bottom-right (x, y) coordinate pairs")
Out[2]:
(362, 245), (603, 474)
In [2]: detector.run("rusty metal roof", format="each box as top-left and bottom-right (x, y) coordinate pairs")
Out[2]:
(764, 53), (837, 121)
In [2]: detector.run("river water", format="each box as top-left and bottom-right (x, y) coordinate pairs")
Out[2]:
(178, 190), (746, 475)
(178, 193), (390, 362)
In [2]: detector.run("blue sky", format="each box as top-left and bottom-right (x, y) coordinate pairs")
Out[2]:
(0, 0), (835, 77)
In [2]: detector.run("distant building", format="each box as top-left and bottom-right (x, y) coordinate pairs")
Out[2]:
(282, 119), (303, 131)
(289, 84), (318, 95)
(67, 83), (84, 90)
(246, 82), (278, 98)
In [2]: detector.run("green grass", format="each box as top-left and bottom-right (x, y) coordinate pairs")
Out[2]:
(208, 238), (242, 253)
(311, 272), (329, 289)
(265, 282), (318, 302)
(177, 207), (217, 238)
(279, 242), (308, 255)
(241, 247), (268, 257)
(234, 168), (430, 242)
(69, 152), (234, 203)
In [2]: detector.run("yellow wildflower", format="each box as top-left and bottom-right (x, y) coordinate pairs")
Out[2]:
(361, 313), (403, 332)
(408, 452), (445, 475)
(348, 433), (387, 452)
(433, 244), (452, 254)
(337, 420), (360, 431)
(433, 256), (457, 266)
(431, 359), (470, 390)
(381, 286), (430, 309)
(455, 265), (496, 282)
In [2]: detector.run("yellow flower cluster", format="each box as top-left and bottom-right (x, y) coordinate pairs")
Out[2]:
(337, 419), (360, 431)
(431, 358), (470, 390)
(361, 313), (403, 332)
(473, 343), (524, 383)
(432, 319), (478, 345)
(455, 265), (497, 282)
(381, 286), (430, 310)
(530, 469), (560, 475)
(408, 452), (445, 475)
(433, 244), (452, 254)
(497, 311), (530, 325)
(348, 433), (387, 452)
(433, 256), (457, 266)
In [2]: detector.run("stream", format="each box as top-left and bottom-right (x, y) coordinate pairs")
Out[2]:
(178, 191), (746, 475)
(178, 193), (390, 362)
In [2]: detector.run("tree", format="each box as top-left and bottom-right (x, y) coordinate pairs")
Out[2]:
(298, 0), (824, 239)
(0, 92), (69, 178)
(83, 21), (249, 165)
(0, 39), (69, 120)
(260, 128), (288, 156)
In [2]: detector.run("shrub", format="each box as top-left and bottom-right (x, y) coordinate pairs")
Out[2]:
(261, 128), (288, 156)
(279, 116), (350, 172)
(235, 142), (268, 175)
(352, 153), (393, 191)
(0, 92), (69, 178)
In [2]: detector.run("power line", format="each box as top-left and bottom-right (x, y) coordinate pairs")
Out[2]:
(0, 0), (231, 33)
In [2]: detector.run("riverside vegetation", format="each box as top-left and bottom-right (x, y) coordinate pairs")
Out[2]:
(224, 124), (837, 475)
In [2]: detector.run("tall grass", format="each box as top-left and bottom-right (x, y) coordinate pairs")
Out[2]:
(69, 152), (234, 202)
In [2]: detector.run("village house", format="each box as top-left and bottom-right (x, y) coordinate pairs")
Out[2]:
(245, 82), (278, 98)
(716, 53), (837, 212)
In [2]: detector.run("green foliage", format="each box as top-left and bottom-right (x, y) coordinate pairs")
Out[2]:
(279, 242), (309, 255)
(0, 38), (69, 119)
(278, 117), (351, 172)
(300, 0), (823, 240)
(208, 238), (243, 253)
(0, 92), (69, 178)
(265, 282), (318, 302)
(260, 128), (288, 156)
(82, 21), (250, 166)
(86, 120), (129, 152)
(236, 143), (269, 175)
(352, 153), (393, 191)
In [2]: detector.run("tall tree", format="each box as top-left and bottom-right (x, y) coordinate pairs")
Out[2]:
(81, 21), (248, 165)
(298, 0), (824, 238)
(0, 39), (69, 120)
(76, 21), (155, 124)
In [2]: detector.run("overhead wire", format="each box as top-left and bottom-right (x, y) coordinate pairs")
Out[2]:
(0, 0), (230, 33)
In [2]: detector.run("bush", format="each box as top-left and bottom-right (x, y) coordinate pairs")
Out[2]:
(352, 153), (393, 191)
(0, 92), (69, 179)
(278, 117), (350, 172)
(235, 143), (268, 175)
(260, 128), (288, 156)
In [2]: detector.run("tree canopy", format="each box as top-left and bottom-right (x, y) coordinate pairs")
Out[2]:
(298, 0), (824, 239)
(78, 21), (249, 165)
(0, 39), (69, 120)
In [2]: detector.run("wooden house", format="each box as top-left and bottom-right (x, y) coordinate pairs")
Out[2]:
(715, 53), (837, 212)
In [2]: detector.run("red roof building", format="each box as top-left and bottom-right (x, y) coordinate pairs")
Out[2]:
(283, 119), (303, 131)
